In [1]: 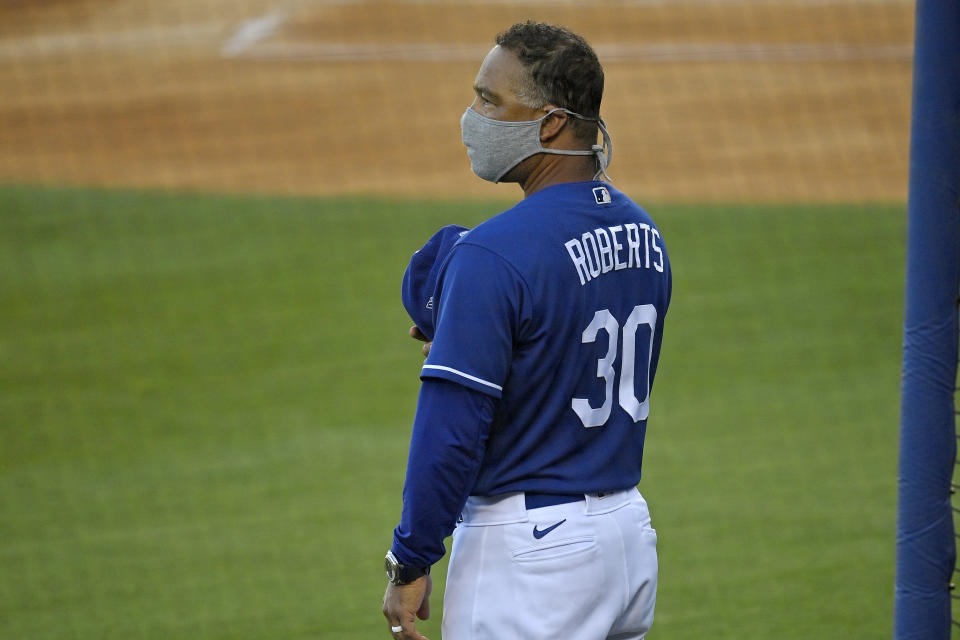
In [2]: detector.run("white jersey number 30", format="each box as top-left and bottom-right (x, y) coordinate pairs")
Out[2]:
(572, 304), (657, 428)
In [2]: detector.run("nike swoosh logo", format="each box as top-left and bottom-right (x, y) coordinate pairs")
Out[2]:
(532, 519), (567, 539)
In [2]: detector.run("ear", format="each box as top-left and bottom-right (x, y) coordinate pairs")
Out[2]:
(539, 106), (568, 142)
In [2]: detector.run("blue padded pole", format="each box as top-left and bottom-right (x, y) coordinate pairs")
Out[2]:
(894, 0), (960, 637)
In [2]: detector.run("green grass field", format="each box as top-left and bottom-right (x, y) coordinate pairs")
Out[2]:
(1, 184), (904, 639)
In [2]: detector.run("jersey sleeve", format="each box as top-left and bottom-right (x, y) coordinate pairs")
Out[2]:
(391, 377), (496, 566)
(420, 242), (530, 397)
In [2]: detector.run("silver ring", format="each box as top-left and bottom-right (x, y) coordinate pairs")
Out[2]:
(391, 625), (403, 633)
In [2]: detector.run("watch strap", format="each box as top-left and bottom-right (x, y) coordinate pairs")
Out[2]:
(385, 550), (430, 585)
(396, 562), (430, 584)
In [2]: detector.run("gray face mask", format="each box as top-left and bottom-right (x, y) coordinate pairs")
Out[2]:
(460, 107), (613, 183)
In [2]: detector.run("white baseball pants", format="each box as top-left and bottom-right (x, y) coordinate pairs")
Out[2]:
(441, 488), (658, 640)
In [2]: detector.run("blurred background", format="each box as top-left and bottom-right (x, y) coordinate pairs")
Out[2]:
(0, 0), (912, 200)
(1, 1), (913, 638)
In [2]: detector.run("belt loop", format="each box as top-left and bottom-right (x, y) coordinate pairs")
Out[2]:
(584, 488), (636, 515)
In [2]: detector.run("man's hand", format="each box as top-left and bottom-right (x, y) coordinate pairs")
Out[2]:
(409, 325), (432, 358)
(382, 575), (433, 639)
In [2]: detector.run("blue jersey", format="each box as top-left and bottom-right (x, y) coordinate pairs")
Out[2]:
(422, 180), (671, 496)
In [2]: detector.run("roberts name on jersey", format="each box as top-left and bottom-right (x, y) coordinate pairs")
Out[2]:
(564, 222), (665, 286)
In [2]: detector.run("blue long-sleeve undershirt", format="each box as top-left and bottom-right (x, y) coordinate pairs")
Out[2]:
(391, 377), (497, 567)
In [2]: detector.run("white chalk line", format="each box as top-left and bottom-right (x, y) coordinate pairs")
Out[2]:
(218, 0), (911, 64)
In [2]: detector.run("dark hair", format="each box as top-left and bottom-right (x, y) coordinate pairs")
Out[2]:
(495, 21), (604, 142)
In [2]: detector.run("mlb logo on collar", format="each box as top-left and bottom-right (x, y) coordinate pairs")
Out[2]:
(592, 186), (612, 205)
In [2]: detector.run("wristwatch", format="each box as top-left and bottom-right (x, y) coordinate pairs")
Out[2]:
(385, 550), (430, 585)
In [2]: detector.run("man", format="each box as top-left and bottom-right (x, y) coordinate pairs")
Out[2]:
(382, 21), (671, 640)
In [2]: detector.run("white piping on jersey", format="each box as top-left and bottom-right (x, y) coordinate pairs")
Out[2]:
(421, 365), (503, 392)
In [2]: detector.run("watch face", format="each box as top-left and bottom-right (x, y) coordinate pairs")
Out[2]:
(385, 551), (399, 582)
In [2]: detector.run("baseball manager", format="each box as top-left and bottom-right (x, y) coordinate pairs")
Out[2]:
(382, 21), (672, 640)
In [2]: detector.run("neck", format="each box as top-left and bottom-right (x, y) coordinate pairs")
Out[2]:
(519, 154), (598, 197)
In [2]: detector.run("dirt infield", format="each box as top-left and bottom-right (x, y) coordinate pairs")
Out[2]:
(0, 0), (914, 202)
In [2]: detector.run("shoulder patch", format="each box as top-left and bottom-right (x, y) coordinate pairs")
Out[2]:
(592, 186), (612, 205)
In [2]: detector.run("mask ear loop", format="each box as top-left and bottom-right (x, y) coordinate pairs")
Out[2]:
(592, 118), (613, 182)
(543, 107), (613, 181)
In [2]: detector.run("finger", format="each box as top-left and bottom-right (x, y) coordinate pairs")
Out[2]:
(409, 325), (427, 342)
(416, 577), (432, 620)
(416, 597), (430, 621)
(383, 601), (426, 638)
(421, 342), (432, 358)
